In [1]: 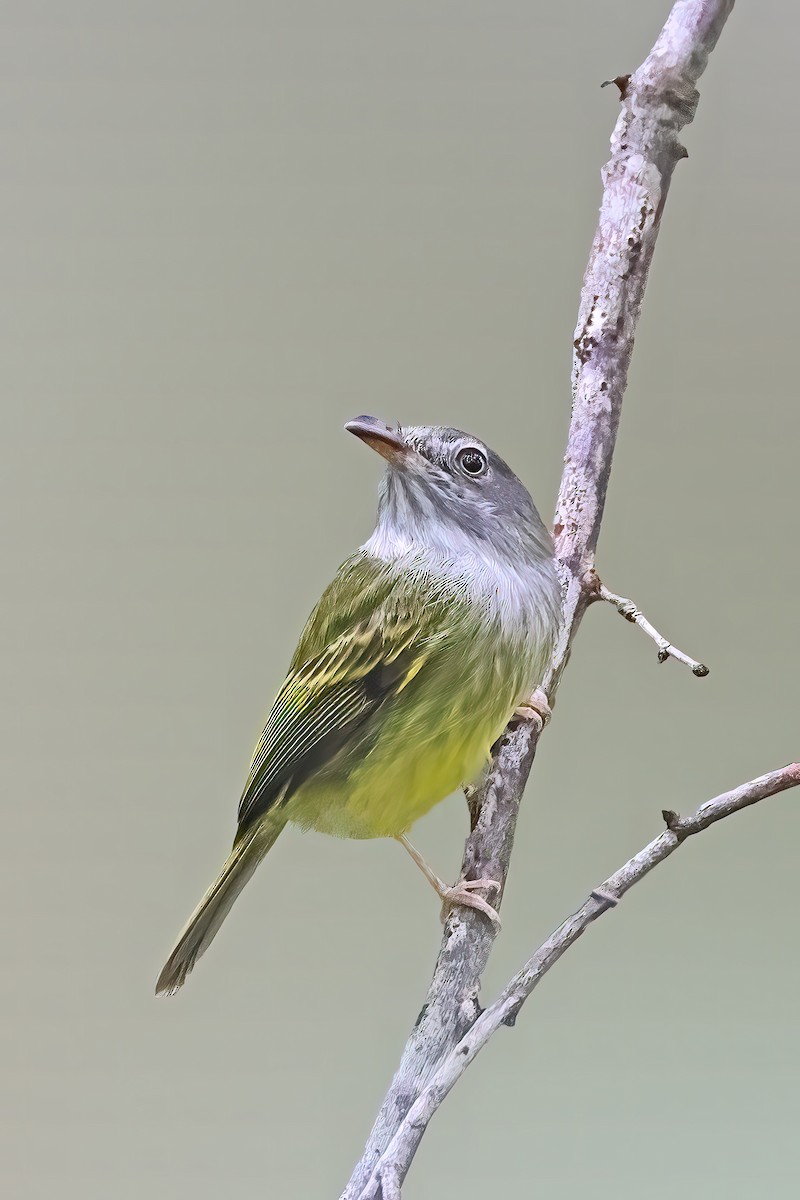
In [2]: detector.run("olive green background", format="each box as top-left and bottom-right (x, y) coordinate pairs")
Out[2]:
(2, 2), (797, 1197)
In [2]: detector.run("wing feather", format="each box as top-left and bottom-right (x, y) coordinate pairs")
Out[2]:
(235, 558), (444, 837)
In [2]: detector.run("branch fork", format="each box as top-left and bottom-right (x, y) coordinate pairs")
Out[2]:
(356, 764), (799, 1200)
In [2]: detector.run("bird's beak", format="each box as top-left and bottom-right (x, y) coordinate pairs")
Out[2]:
(345, 415), (410, 465)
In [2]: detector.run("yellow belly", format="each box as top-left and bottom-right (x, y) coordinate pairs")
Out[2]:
(285, 699), (508, 839)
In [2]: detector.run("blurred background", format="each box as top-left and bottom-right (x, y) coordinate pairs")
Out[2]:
(1, 2), (797, 1197)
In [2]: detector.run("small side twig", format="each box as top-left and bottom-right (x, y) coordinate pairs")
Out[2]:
(596, 581), (709, 676)
(357, 762), (800, 1199)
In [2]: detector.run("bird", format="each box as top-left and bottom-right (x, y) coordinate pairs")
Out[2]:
(156, 416), (560, 995)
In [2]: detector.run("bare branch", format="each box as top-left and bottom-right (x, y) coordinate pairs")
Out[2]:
(595, 580), (710, 676)
(342, 4), (736, 1195)
(357, 763), (800, 1199)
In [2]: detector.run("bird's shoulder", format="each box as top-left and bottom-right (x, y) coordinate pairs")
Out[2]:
(289, 550), (450, 670)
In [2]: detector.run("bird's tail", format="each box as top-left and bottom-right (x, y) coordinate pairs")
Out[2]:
(155, 819), (284, 996)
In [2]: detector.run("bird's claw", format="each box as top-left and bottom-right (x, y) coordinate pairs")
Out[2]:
(440, 879), (502, 928)
(513, 686), (552, 728)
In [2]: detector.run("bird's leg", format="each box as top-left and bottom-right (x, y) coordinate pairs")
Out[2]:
(513, 685), (552, 727)
(394, 834), (502, 928)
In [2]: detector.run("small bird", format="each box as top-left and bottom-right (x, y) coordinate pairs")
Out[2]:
(156, 417), (560, 995)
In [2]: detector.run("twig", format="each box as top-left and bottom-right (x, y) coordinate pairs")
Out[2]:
(596, 580), (710, 676)
(357, 763), (800, 1199)
(341, 3), (736, 1195)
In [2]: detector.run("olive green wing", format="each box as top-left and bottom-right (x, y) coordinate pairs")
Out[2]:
(288, 552), (403, 667)
(236, 558), (444, 838)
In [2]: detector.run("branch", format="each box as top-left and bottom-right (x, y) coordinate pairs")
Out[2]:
(595, 579), (710, 676)
(358, 763), (800, 1199)
(342, 3), (736, 1195)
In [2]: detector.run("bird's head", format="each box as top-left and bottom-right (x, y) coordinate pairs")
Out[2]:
(345, 415), (553, 567)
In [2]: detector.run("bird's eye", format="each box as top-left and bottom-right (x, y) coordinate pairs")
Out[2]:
(456, 447), (488, 477)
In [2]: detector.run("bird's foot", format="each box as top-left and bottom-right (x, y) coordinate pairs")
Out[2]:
(395, 834), (502, 929)
(439, 878), (502, 928)
(514, 686), (552, 728)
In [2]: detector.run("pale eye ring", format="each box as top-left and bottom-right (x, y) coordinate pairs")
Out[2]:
(456, 446), (488, 477)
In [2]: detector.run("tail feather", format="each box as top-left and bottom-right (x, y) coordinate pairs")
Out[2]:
(156, 820), (283, 996)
